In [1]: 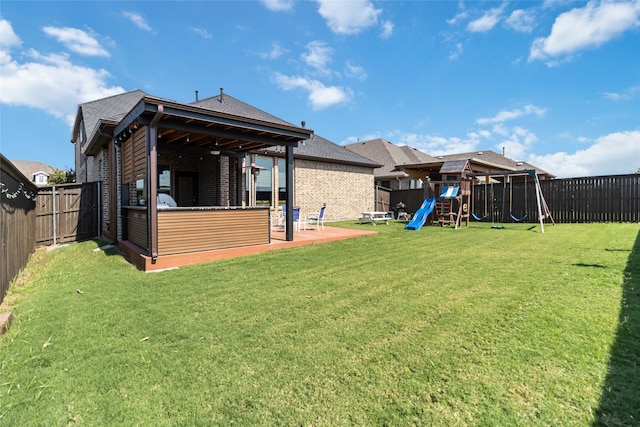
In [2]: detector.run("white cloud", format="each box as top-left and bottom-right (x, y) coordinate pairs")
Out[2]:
(395, 132), (482, 156)
(449, 42), (463, 60)
(122, 11), (152, 32)
(345, 61), (367, 81)
(380, 20), (394, 39)
(601, 85), (640, 101)
(447, 10), (469, 26)
(0, 19), (21, 64)
(0, 21), (124, 126)
(316, 0), (381, 35)
(529, 1), (640, 64)
(505, 9), (536, 33)
(527, 130), (640, 177)
(190, 27), (212, 39)
(467, 4), (506, 33)
(260, 0), (294, 12)
(495, 126), (538, 160)
(302, 41), (333, 75)
(43, 26), (110, 57)
(476, 104), (547, 125)
(272, 72), (350, 110)
(259, 42), (288, 60)
(0, 19), (21, 49)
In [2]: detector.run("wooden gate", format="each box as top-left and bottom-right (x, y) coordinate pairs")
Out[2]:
(36, 183), (99, 246)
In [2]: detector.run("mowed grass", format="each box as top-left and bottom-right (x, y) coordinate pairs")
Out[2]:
(1, 222), (638, 426)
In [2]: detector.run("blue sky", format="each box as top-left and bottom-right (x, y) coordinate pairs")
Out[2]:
(1, 0), (639, 178)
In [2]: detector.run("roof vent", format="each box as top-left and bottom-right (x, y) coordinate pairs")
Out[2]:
(195, 90), (199, 102)
(219, 87), (224, 103)
(478, 151), (483, 155)
(438, 156), (443, 159)
(516, 162), (523, 166)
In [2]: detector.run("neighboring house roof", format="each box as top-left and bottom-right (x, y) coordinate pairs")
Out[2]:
(430, 150), (555, 178)
(11, 160), (56, 186)
(344, 138), (436, 179)
(260, 134), (381, 168)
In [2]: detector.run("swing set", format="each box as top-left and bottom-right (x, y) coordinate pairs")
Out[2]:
(469, 170), (554, 232)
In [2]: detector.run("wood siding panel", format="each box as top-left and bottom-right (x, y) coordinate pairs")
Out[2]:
(132, 128), (146, 181)
(121, 128), (147, 188)
(157, 209), (269, 255)
(127, 209), (148, 250)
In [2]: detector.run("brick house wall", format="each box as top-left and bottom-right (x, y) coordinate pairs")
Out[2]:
(294, 159), (374, 220)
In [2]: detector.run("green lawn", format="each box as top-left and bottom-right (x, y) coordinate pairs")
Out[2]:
(1, 222), (639, 426)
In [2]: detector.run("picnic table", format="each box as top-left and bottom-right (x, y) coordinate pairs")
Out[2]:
(360, 211), (391, 225)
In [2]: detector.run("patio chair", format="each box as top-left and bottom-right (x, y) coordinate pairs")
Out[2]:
(293, 206), (306, 231)
(307, 204), (326, 231)
(282, 205), (305, 231)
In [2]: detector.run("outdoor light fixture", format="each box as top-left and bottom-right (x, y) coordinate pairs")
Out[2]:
(250, 163), (264, 176)
(209, 138), (221, 155)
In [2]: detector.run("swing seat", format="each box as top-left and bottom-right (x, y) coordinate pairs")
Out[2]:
(472, 213), (489, 221)
(509, 213), (528, 222)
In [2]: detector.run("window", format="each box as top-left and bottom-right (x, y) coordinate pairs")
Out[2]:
(136, 178), (145, 206)
(277, 158), (286, 205)
(158, 165), (171, 194)
(246, 155), (291, 207)
(254, 156), (273, 207)
(35, 173), (47, 184)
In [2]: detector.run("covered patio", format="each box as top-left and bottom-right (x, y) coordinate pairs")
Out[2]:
(110, 92), (316, 270)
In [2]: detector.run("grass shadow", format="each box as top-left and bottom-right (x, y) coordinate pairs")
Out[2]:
(594, 228), (640, 426)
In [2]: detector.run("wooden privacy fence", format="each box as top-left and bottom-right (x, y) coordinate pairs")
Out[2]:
(36, 183), (100, 246)
(540, 175), (640, 223)
(1, 155), (38, 305)
(392, 173), (640, 224)
(375, 185), (391, 212)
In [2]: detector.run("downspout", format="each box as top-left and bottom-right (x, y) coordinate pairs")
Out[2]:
(148, 105), (164, 262)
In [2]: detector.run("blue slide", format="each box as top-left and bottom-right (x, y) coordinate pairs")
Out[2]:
(405, 198), (437, 230)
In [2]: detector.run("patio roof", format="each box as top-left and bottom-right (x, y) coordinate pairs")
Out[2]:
(114, 94), (314, 155)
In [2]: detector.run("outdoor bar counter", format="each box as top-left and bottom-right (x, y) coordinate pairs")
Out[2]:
(124, 206), (271, 256)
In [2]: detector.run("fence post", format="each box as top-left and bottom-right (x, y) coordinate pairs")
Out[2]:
(52, 185), (57, 246)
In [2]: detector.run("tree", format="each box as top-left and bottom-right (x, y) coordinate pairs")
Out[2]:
(48, 168), (76, 184)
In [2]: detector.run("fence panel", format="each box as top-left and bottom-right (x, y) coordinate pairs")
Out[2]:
(1, 156), (37, 304)
(537, 174), (640, 223)
(394, 174), (639, 224)
(36, 183), (99, 246)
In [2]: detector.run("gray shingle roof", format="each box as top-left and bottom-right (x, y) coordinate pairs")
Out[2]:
(434, 150), (554, 177)
(74, 90), (147, 141)
(261, 134), (381, 168)
(191, 92), (297, 128)
(344, 138), (436, 178)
